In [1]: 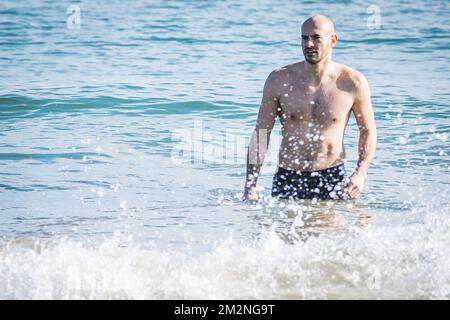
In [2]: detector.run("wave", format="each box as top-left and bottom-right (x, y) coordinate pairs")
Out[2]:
(0, 95), (257, 118)
(0, 213), (449, 300)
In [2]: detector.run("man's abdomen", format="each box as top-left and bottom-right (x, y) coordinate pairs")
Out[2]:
(278, 128), (346, 172)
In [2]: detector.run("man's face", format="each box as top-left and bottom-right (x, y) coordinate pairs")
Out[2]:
(301, 24), (335, 64)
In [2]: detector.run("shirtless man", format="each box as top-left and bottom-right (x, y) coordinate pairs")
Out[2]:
(243, 15), (377, 201)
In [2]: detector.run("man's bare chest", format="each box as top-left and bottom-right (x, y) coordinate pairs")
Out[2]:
(277, 83), (354, 125)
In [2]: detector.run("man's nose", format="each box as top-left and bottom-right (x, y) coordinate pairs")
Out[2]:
(306, 39), (314, 48)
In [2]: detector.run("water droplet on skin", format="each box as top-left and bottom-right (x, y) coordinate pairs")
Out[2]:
(284, 93), (289, 97)
(310, 101), (315, 105)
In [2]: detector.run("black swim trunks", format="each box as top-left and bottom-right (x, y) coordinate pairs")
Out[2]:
(271, 164), (348, 200)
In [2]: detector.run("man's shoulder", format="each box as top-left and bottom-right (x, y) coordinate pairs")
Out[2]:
(267, 62), (302, 83)
(336, 63), (369, 93)
(273, 61), (303, 75)
(337, 63), (368, 86)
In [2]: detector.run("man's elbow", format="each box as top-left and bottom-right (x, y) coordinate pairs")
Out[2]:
(359, 127), (377, 149)
(359, 126), (377, 137)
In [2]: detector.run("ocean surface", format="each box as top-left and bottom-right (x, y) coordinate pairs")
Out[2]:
(0, 0), (449, 299)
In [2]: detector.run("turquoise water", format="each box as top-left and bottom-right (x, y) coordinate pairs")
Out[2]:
(0, 0), (449, 299)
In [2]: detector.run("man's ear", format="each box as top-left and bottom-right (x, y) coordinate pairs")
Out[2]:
(331, 34), (338, 47)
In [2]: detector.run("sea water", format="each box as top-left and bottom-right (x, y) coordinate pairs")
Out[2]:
(0, 0), (449, 299)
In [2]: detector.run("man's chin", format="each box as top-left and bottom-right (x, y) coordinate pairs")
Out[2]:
(304, 57), (320, 65)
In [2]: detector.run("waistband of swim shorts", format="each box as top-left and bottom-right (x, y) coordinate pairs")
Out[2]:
(276, 164), (345, 176)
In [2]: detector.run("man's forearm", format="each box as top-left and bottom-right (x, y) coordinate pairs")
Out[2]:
(245, 162), (262, 188)
(355, 129), (377, 176)
(244, 128), (270, 189)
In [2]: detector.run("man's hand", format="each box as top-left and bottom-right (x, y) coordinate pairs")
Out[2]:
(347, 172), (366, 199)
(243, 186), (259, 201)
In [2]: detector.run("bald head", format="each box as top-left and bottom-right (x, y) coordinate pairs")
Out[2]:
(302, 15), (335, 35)
(301, 15), (338, 65)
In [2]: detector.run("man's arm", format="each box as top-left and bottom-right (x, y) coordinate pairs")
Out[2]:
(347, 72), (377, 198)
(243, 71), (279, 200)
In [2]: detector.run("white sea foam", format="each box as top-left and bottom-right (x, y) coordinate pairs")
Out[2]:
(1, 209), (449, 300)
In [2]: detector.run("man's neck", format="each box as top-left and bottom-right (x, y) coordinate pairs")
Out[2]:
(303, 57), (334, 84)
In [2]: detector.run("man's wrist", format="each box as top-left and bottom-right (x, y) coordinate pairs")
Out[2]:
(353, 169), (367, 178)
